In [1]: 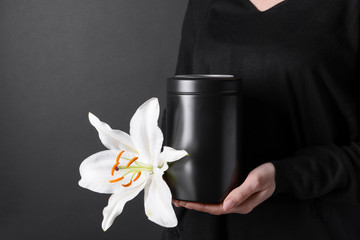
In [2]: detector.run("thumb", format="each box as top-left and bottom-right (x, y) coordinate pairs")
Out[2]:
(223, 180), (256, 211)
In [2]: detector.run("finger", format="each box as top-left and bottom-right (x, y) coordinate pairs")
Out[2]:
(223, 179), (258, 211)
(176, 200), (225, 215)
(230, 190), (270, 214)
(172, 200), (180, 207)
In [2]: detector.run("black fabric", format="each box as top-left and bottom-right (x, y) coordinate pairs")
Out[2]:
(163, 0), (360, 239)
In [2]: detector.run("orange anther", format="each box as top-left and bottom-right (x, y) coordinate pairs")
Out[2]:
(111, 163), (119, 176)
(116, 151), (125, 164)
(109, 176), (124, 183)
(133, 171), (141, 182)
(126, 157), (138, 168)
(122, 180), (133, 187)
(111, 151), (125, 176)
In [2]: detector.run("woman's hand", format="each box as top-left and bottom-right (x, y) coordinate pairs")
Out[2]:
(173, 162), (276, 215)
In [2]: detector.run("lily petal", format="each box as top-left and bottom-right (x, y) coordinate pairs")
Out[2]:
(129, 98), (163, 165)
(89, 112), (138, 154)
(159, 146), (188, 167)
(79, 150), (141, 194)
(102, 179), (147, 231)
(144, 168), (177, 228)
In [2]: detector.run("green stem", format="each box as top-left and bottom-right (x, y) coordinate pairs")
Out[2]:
(118, 166), (152, 170)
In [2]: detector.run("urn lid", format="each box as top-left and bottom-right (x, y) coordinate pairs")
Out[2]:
(167, 74), (242, 94)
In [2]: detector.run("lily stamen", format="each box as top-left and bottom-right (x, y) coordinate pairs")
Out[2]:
(111, 164), (119, 176)
(122, 179), (133, 187)
(133, 171), (141, 181)
(111, 151), (125, 176)
(109, 176), (124, 183)
(116, 151), (125, 163)
(126, 157), (138, 168)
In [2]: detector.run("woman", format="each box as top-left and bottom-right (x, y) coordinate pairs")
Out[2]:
(163, 0), (360, 239)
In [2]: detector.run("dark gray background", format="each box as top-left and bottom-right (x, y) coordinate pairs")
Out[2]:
(0, 0), (187, 239)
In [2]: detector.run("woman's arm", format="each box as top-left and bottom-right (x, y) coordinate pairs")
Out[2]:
(272, 142), (360, 204)
(175, 139), (360, 214)
(173, 162), (276, 214)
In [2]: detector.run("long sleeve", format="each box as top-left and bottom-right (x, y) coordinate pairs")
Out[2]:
(272, 141), (360, 204)
(272, 65), (360, 204)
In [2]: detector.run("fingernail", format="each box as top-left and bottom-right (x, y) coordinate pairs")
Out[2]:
(223, 199), (235, 210)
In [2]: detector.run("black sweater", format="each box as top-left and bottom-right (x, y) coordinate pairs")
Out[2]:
(163, 0), (360, 239)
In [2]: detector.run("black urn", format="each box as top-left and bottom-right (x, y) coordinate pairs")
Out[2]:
(165, 74), (242, 203)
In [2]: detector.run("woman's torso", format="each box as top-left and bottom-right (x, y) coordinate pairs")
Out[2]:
(164, 0), (360, 239)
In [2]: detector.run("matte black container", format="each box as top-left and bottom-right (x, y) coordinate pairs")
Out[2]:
(165, 74), (242, 203)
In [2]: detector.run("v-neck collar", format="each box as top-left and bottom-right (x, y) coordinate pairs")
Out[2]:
(246, 0), (288, 13)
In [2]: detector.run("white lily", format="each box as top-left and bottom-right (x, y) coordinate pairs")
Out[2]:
(78, 98), (188, 231)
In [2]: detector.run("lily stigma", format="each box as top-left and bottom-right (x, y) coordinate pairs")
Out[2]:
(78, 98), (188, 231)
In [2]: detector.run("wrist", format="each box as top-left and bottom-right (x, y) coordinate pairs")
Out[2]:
(271, 160), (291, 195)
